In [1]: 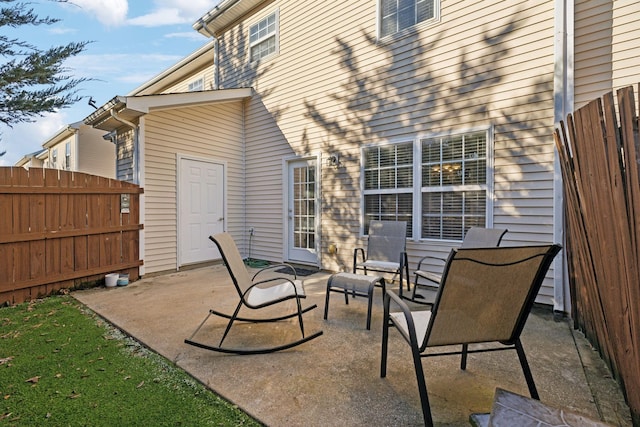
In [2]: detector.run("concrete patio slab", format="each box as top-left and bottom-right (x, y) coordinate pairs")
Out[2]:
(72, 265), (632, 426)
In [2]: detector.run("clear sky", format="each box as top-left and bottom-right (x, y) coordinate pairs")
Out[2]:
(0, 0), (221, 166)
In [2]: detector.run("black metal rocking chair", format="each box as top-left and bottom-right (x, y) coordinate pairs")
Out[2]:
(184, 232), (323, 355)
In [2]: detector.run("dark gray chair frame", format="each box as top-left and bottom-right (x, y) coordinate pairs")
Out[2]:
(411, 227), (508, 304)
(185, 232), (323, 355)
(381, 244), (562, 426)
(324, 273), (386, 330)
(353, 220), (410, 296)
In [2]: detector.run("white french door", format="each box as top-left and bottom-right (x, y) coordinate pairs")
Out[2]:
(286, 159), (319, 265)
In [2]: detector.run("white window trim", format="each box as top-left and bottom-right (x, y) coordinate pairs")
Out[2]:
(248, 9), (279, 63)
(361, 126), (494, 241)
(188, 76), (205, 92)
(376, 0), (441, 43)
(65, 142), (71, 170)
(360, 139), (415, 237)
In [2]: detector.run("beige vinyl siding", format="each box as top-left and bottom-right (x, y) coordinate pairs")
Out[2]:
(116, 128), (136, 183)
(142, 102), (244, 274)
(217, 0), (557, 301)
(163, 67), (216, 93)
(575, 1), (640, 108)
(574, 1), (614, 108)
(611, 2), (640, 91)
(47, 137), (73, 170)
(75, 125), (116, 178)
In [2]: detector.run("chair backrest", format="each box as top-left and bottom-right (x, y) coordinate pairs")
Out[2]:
(210, 233), (254, 297)
(424, 244), (561, 350)
(460, 227), (508, 248)
(366, 220), (407, 262)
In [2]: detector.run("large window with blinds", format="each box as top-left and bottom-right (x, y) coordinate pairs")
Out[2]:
(379, 0), (439, 38)
(421, 131), (487, 240)
(362, 129), (490, 240)
(363, 142), (414, 236)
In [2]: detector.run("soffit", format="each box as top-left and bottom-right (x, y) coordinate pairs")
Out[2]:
(83, 88), (253, 132)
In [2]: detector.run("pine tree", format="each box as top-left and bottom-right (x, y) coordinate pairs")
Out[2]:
(0, 0), (89, 137)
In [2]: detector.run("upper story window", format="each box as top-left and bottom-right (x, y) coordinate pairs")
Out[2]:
(65, 142), (71, 170)
(250, 11), (278, 62)
(380, 0), (439, 38)
(188, 77), (204, 92)
(51, 148), (58, 168)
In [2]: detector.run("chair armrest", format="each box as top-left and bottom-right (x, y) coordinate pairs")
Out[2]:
(353, 247), (366, 272)
(416, 255), (447, 270)
(252, 263), (297, 280)
(384, 290), (420, 346)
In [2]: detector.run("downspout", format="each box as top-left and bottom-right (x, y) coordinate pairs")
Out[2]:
(110, 110), (140, 185)
(197, 19), (220, 90)
(553, 0), (574, 317)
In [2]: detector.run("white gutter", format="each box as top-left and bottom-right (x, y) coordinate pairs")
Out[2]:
(193, 0), (243, 33)
(553, 0), (574, 316)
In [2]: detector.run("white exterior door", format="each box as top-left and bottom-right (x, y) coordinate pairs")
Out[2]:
(178, 157), (224, 266)
(286, 159), (319, 265)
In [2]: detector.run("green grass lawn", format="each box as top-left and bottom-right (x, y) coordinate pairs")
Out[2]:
(0, 295), (260, 426)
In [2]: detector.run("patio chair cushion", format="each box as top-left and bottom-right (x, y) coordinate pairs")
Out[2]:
(246, 280), (305, 306)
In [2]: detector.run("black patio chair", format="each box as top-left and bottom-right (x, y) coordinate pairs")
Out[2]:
(410, 227), (508, 304)
(381, 244), (562, 426)
(353, 220), (410, 296)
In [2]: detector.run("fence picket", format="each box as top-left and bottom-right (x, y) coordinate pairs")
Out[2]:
(0, 167), (143, 305)
(554, 85), (640, 424)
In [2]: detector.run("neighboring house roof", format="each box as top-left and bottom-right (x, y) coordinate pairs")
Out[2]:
(193, 0), (266, 36)
(42, 121), (83, 149)
(128, 41), (215, 96)
(83, 88), (254, 132)
(14, 149), (46, 167)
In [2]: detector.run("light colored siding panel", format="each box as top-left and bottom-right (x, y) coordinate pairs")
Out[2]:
(116, 128), (135, 183)
(574, 1), (640, 108)
(574, 0), (614, 109)
(218, 0), (558, 301)
(612, 2), (640, 90)
(76, 125), (116, 178)
(142, 102), (244, 274)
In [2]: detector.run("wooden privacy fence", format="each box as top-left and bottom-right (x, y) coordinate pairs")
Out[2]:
(0, 167), (143, 305)
(554, 85), (640, 425)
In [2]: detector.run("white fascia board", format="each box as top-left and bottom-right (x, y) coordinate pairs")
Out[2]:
(123, 88), (253, 113)
(127, 41), (215, 96)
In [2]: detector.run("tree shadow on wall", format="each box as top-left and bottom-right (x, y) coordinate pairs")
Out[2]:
(302, 7), (554, 261)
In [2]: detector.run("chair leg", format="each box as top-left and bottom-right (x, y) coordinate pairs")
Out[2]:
(219, 300), (243, 347)
(365, 284), (373, 330)
(411, 342), (434, 426)
(323, 280), (331, 320)
(404, 252), (410, 292)
(295, 296), (306, 337)
(515, 339), (539, 400)
(381, 294), (434, 426)
(380, 296), (390, 378)
(460, 344), (468, 370)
